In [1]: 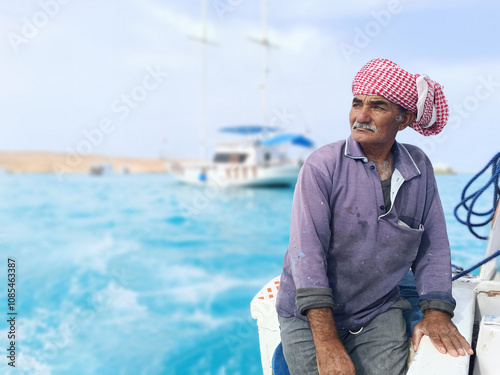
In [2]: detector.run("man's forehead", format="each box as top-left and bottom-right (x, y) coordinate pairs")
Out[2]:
(352, 94), (395, 105)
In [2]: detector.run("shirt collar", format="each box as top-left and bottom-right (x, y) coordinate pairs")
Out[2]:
(344, 136), (368, 162)
(344, 136), (421, 181)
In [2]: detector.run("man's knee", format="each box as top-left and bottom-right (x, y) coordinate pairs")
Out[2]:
(278, 315), (318, 375)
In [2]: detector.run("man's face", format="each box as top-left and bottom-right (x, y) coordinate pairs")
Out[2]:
(349, 95), (409, 149)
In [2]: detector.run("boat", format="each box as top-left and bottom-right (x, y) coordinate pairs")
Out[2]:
(89, 163), (113, 176)
(172, 0), (313, 188)
(171, 125), (313, 188)
(251, 158), (500, 374)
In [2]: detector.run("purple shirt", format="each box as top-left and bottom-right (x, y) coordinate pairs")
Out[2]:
(276, 136), (455, 331)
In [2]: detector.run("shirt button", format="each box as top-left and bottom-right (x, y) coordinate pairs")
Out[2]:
(370, 165), (375, 170)
(380, 205), (385, 210)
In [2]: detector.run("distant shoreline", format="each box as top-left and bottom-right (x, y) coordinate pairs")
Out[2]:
(0, 151), (472, 175)
(0, 151), (170, 174)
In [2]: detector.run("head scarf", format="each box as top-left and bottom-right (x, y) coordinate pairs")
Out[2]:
(352, 58), (449, 136)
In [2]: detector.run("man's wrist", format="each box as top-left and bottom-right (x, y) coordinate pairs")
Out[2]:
(419, 298), (455, 317)
(315, 338), (346, 354)
(306, 307), (340, 343)
(423, 308), (452, 318)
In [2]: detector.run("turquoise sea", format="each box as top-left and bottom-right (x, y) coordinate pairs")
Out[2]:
(0, 173), (496, 375)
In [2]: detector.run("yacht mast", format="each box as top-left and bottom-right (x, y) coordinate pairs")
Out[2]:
(189, 0), (215, 161)
(200, 0), (207, 161)
(249, 0), (277, 127)
(260, 0), (269, 126)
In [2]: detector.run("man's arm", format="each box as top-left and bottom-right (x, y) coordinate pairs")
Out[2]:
(412, 309), (474, 357)
(411, 158), (473, 356)
(307, 307), (355, 375)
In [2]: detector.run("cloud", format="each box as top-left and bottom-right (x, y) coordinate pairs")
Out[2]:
(273, 0), (498, 19)
(0, 0), (499, 171)
(136, 0), (217, 40)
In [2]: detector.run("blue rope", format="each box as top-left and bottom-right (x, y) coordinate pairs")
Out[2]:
(451, 264), (464, 272)
(451, 152), (500, 280)
(452, 249), (500, 281)
(453, 152), (500, 240)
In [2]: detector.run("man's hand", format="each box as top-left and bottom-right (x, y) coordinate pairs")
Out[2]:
(307, 307), (355, 375)
(412, 309), (474, 357)
(315, 339), (355, 375)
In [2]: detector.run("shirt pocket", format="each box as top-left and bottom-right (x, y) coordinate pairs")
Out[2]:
(398, 219), (423, 231)
(395, 222), (424, 263)
(398, 216), (423, 231)
(379, 218), (425, 267)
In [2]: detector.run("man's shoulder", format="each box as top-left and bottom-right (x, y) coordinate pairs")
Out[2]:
(398, 142), (431, 167)
(305, 139), (346, 169)
(399, 142), (425, 156)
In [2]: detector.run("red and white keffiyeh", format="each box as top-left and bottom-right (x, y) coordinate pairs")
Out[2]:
(352, 58), (449, 136)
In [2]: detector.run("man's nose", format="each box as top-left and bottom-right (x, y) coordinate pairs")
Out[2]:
(356, 105), (371, 123)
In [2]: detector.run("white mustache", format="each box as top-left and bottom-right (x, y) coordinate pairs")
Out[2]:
(353, 121), (378, 133)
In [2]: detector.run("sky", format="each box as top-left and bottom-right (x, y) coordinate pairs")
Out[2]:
(1, 0), (500, 172)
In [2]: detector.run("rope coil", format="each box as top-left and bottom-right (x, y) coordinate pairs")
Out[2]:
(451, 152), (500, 280)
(453, 152), (500, 240)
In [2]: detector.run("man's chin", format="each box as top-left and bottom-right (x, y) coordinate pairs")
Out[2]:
(351, 128), (375, 140)
(351, 129), (379, 144)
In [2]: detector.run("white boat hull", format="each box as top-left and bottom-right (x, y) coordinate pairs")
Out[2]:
(172, 163), (300, 188)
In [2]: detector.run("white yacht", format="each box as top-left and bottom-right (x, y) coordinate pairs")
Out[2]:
(171, 125), (314, 188)
(174, 0), (313, 188)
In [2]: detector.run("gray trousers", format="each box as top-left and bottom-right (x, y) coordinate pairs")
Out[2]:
(278, 299), (411, 375)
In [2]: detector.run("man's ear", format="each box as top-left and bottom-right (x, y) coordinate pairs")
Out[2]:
(398, 111), (416, 131)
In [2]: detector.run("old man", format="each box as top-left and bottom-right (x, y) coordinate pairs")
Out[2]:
(275, 59), (473, 375)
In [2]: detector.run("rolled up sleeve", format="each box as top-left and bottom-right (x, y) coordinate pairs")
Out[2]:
(296, 287), (334, 315)
(288, 162), (334, 310)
